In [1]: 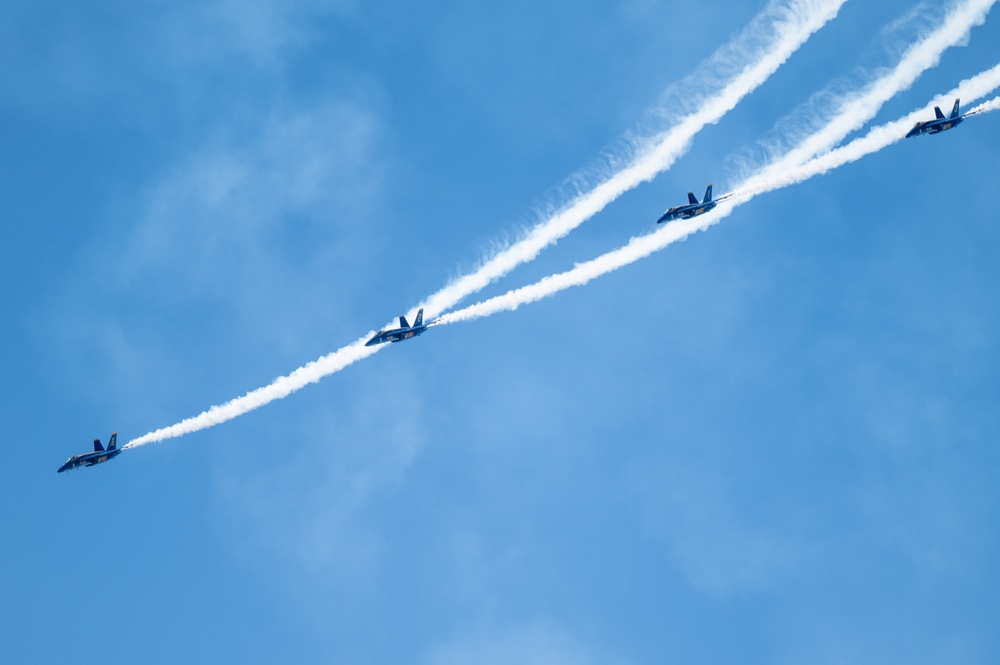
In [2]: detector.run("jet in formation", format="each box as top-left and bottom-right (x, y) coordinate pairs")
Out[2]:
(366, 309), (431, 346)
(57, 433), (121, 473)
(905, 98), (976, 138)
(656, 184), (730, 224)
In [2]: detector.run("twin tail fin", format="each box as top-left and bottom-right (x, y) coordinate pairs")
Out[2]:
(93, 432), (117, 452)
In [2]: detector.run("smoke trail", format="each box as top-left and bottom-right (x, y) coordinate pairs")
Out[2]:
(736, 63), (1000, 197)
(123, 1), (993, 450)
(125, 337), (381, 448)
(435, 0), (998, 326)
(968, 95), (1000, 114)
(124, 0), (844, 448)
(415, 0), (847, 320)
(739, 0), (995, 184)
(435, 64), (1000, 327)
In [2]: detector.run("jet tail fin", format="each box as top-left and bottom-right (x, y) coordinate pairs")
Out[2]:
(703, 184), (713, 204)
(687, 192), (698, 205)
(107, 433), (117, 451)
(413, 309), (424, 327)
(951, 98), (961, 118)
(93, 438), (104, 452)
(399, 315), (410, 329)
(934, 106), (946, 120)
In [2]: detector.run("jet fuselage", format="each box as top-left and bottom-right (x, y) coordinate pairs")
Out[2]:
(57, 448), (121, 473)
(366, 309), (431, 346)
(657, 184), (721, 224)
(905, 99), (967, 138)
(656, 200), (718, 224)
(366, 326), (428, 345)
(905, 115), (965, 138)
(57, 433), (121, 473)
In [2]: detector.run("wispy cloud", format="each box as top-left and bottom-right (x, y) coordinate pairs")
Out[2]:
(0, 0), (354, 110)
(213, 372), (426, 580)
(123, 100), (384, 303)
(40, 94), (388, 433)
(158, 0), (356, 69)
(420, 623), (629, 665)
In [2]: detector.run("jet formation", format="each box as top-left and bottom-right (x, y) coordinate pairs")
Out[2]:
(58, 433), (121, 473)
(60, 92), (994, 474)
(651, 98), (988, 225)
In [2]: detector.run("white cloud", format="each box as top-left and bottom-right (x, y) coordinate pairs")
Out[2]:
(127, 100), (380, 281)
(158, 0), (356, 70)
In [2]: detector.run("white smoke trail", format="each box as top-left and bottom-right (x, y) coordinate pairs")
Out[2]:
(737, 63), (1000, 197)
(124, 1), (994, 450)
(125, 337), (381, 447)
(969, 95), (1000, 114)
(436, 0), (998, 326)
(742, 0), (995, 184)
(124, 0), (844, 448)
(415, 0), (848, 320)
(435, 64), (1000, 327)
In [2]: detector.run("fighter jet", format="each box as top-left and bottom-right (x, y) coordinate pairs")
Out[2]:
(57, 433), (122, 473)
(905, 98), (970, 138)
(366, 309), (430, 346)
(656, 184), (730, 224)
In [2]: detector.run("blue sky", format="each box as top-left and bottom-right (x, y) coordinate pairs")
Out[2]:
(3, 1), (999, 663)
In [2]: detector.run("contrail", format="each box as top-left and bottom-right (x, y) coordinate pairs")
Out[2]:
(124, 0), (843, 448)
(416, 0), (847, 319)
(435, 64), (1000, 327)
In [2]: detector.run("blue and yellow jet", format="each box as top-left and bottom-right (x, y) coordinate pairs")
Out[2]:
(366, 309), (431, 346)
(656, 184), (731, 224)
(57, 433), (122, 473)
(905, 98), (970, 138)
